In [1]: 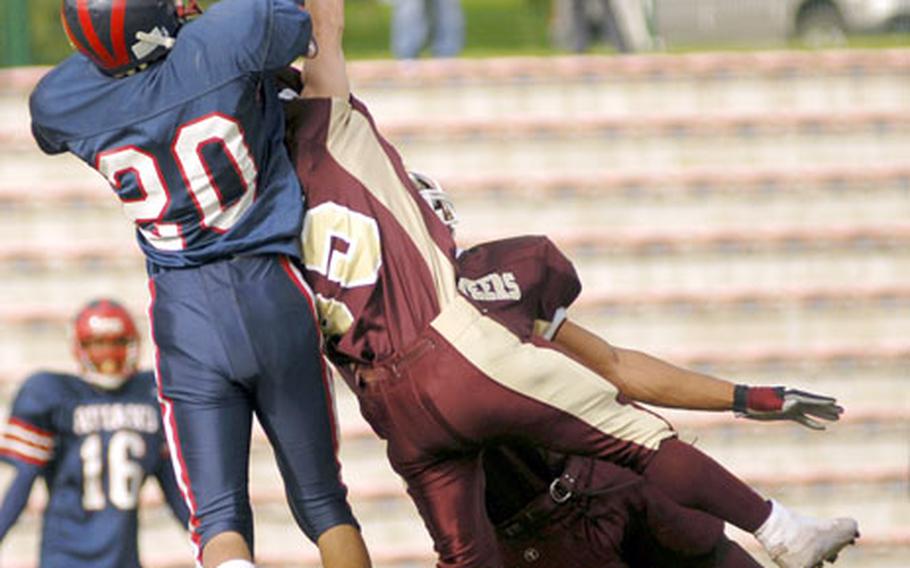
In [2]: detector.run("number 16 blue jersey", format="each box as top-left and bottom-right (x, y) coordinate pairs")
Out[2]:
(0, 371), (189, 568)
(29, 0), (313, 269)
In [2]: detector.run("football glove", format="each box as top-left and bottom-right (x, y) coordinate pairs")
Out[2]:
(733, 385), (843, 430)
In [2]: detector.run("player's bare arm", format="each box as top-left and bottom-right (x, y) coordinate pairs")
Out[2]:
(554, 319), (734, 409)
(553, 319), (842, 429)
(420, 180), (845, 431)
(302, 0), (350, 99)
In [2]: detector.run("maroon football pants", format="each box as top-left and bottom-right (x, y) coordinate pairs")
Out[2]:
(348, 297), (675, 568)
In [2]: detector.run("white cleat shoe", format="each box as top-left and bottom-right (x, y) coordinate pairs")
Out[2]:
(755, 500), (859, 568)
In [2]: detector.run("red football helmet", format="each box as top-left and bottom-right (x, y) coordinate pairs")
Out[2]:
(60, 0), (201, 76)
(72, 299), (140, 389)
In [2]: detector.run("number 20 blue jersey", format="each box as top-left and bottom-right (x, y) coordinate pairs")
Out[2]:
(29, 0), (313, 269)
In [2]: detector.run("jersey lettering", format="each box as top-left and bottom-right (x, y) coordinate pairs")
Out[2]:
(73, 403), (160, 435)
(96, 114), (257, 250)
(458, 272), (522, 302)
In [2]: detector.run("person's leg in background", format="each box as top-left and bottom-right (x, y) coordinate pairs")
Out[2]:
(392, 0), (430, 58)
(597, 0), (631, 53)
(611, 0), (656, 51)
(430, 0), (465, 57)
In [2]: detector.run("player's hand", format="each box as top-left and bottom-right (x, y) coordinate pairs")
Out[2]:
(306, 38), (319, 59)
(733, 385), (843, 430)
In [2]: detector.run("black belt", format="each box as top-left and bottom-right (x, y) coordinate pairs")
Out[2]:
(496, 464), (644, 540)
(497, 472), (580, 540)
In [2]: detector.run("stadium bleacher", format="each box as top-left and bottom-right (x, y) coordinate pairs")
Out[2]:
(0, 49), (908, 567)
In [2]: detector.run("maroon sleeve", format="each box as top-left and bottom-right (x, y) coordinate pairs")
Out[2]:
(535, 237), (582, 324)
(456, 236), (581, 340)
(289, 96), (459, 364)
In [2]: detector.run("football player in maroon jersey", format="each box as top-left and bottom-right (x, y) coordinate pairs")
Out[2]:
(289, 3), (858, 567)
(416, 174), (847, 567)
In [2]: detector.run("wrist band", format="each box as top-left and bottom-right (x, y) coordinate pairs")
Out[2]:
(733, 384), (750, 413)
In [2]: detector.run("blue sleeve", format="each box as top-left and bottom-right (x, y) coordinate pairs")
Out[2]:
(0, 374), (59, 470)
(194, 0), (312, 74)
(30, 121), (65, 155)
(0, 462), (40, 542)
(29, 86), (67, 155)
(154, 442), (190, 528)
(262, 0), (313, 70)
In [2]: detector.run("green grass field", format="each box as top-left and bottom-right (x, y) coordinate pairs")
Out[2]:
(344, 0), (552, 59)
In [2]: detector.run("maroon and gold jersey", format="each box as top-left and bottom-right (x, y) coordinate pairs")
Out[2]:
(455, 236), (582, 341)
(290, 96), (459, 365)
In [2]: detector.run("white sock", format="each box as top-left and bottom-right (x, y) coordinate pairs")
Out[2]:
(755, 499), (793, 552)
(215, 561), (255, 568)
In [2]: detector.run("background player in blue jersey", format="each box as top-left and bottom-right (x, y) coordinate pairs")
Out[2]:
(28, 1), (371, 567)
(0, 299), (189, 568)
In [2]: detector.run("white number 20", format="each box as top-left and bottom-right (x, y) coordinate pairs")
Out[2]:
(96, 113), (258, 251)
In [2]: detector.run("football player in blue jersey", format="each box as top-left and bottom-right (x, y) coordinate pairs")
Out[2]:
(0, 299), (189, 568)
(28, 1), (371, 567)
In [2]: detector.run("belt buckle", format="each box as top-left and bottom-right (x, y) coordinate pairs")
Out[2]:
(549, 477), (573, 503)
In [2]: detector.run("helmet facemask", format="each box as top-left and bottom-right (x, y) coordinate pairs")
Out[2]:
(410, 171), (459, 231)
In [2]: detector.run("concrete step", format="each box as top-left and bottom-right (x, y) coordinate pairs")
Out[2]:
(452, 183), (910, 235)
(3, 171), (908, 244)
(574, 300), (908, 353)
(4, 52), (910, 127)
(345, 51), (910, 120)
(2, 250), (908, 314)
(1, 282), (906, 363)
(392, 126), (910, 178)
(5, 163), (906, 205)
(6, 114), (909, 183)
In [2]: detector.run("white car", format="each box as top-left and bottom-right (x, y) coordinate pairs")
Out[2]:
(652, 0), (910, 47)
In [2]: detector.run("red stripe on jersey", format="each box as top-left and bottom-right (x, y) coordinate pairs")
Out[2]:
(278, 257), (343, 457)
(0, 447), (48, 467)
(8, 417), (53, 439)
(77, 0), (116, 68)
(109, 0), (130, 68)
(147, 279), (204, 560)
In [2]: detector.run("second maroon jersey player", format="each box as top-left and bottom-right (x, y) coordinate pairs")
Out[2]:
(455, 236), (761, 567)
